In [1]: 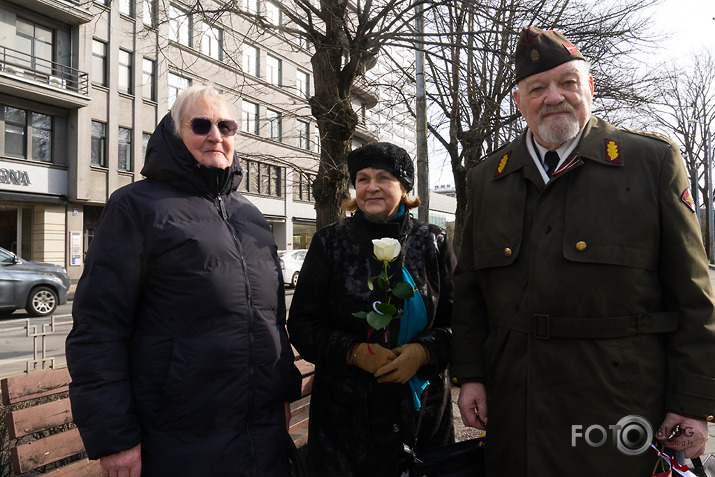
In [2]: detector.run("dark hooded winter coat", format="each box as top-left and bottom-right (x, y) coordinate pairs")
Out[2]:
(287, 210), (457, 476)
(66, 113), (302, 476)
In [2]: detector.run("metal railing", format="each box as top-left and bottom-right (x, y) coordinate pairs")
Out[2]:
(0, 315), (72, 377)
(0, 45), (89, 96)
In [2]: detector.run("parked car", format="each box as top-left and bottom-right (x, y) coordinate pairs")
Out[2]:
(278, 249), (307, 288)
(0, 246), (70, 317)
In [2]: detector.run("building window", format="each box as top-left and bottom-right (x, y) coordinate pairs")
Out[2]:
(266, 55), (281, 86)
(92, 39), (107, 86)
(242, 45), (259, 77)
(293, 171), (314, 202)
(142, 58), (156, 101)
(118, 49), (133, 94)
(168, 72), (190, 109)
(91, 121), (107, 167)
(4, 107), (26, 158)
(242, 100), (259, 135)
(297, 120), (309, 150)
(239, 159), (284, 197)
(31, 113), (52, 162)
(15, 18), (53, 76)
(201, 23), (222, 60)
(142, 132), (151, 165)
(118, 127), (132, 171)
(266, 109), (282, 142)
(242, 0), (258, 15)
(2, 106), (54, 162)
(119, 0), (134, 16)
(169, 6), (191, 47)
(93, 0), (109, 5)
(266, 2), (281, 25)
(143, 0), (156, 26)
(296, 70), (309, 98)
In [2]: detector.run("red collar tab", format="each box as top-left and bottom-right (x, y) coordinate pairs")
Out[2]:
(494, 151), (511, 178)
(605, 138), (621, 164)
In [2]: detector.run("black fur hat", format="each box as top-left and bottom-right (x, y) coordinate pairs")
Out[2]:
(347, 142), (414, 192)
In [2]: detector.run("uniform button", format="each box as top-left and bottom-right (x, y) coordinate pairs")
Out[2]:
(504, 248), (512, 257)
(576, 241), (587, 251)
(707, 415), (714, 422)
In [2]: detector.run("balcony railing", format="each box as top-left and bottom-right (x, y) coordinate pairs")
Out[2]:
(0, 45), (89, 96)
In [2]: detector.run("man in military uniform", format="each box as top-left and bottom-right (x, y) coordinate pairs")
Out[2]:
(451, 26), (715, 475)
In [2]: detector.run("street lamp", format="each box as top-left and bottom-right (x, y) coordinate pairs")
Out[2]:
(687, 119), (701, 222)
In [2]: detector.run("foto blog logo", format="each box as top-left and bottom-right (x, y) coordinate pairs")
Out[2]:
(571, 415), (653, 456)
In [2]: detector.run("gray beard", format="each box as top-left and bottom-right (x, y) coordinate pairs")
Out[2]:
(538, 116), (581, 145)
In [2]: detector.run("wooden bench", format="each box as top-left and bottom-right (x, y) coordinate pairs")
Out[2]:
(1, 350), (315, 476)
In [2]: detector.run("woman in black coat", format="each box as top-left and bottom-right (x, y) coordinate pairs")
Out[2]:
(66, 85), (301, 476)
(288, 142), (457, 476)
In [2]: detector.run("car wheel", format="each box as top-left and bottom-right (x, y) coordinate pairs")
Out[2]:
(26, 286), (58, 317)
(291, 272), (300, 288)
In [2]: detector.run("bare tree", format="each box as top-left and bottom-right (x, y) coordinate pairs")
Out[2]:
(644, 49), (715, 253)
(420, 0), (662, 252)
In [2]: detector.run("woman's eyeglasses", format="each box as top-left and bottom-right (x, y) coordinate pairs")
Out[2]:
(186, 117), (238, 137)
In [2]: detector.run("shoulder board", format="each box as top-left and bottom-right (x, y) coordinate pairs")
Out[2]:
(621, 127), (673, 145)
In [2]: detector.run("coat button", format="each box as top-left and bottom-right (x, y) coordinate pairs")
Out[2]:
(707, 415), (714, 422)
(504, 248), (512, 257)
(576, 241), (587, 251)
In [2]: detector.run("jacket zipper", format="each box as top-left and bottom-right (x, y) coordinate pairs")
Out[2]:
(215, 194), (258, 473)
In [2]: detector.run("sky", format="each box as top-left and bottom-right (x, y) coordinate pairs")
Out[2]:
(427, 0), (715, 188)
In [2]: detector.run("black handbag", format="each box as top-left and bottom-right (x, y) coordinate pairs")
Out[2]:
(409, 384), (486, 477)
(411, 436), (485, 477)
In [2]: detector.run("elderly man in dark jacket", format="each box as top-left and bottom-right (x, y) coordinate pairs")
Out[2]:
(66, 86), (301, 476)
(451, 27), (715, 476)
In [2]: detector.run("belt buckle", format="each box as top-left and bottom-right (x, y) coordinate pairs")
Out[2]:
(533, 314), (550, 339)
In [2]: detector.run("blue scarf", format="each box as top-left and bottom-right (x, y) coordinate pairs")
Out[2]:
(397, 266), (429, 411)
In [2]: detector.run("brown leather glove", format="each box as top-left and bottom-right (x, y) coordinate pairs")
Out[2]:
(374, 343), (432, 384)
(348, 343), (397, 374)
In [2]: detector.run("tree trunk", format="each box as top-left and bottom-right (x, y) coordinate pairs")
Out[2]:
(309, 43), (359, 230)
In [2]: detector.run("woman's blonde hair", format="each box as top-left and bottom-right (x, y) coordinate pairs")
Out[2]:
(342, 194), (421, 214)
(170, 85), (229, 137)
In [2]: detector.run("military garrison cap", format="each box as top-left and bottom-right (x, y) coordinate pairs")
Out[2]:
(514, 26), (585, 83)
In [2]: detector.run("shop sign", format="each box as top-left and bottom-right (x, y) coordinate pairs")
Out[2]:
(0, 168), (31, 186)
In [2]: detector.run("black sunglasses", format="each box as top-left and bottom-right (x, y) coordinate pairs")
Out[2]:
(186, 117), (238, 137)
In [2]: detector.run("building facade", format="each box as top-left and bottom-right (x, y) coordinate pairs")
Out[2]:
(0, 0), (418, 282)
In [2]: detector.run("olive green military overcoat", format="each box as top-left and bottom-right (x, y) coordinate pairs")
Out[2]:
(451, 116), (715, 476)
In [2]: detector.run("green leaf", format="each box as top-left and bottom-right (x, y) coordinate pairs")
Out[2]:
(367, 311), (392, 329)
(352, 311), (369, 319)
(392, 281), (415, 299)
(367, 276), (376, 291)
(376, 276), (387, 291)
(375, 302), (397, 316)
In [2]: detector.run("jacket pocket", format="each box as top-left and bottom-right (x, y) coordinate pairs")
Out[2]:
(562, 169), (659, 270)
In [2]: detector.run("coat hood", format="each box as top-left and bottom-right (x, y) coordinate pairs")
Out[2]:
(140, 113), (243, 196)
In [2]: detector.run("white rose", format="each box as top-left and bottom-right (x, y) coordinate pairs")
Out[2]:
(372, 237), (401, 261)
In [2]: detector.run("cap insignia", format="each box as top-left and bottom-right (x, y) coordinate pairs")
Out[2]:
(530, 49), (540, 62)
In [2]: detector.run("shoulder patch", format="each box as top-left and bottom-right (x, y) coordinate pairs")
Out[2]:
(681, 188), (696, 213)
(494, 151), (511, 178)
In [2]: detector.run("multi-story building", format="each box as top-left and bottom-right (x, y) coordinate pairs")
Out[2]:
(1, 0), (411, 282)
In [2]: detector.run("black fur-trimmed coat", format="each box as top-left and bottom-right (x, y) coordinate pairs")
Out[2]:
(288, 211), (456, 476)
